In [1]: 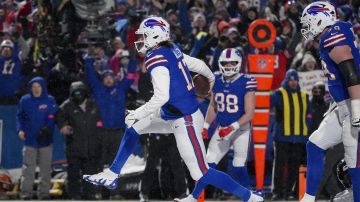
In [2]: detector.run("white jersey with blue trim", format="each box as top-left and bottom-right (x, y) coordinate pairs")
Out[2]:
(212, 73), (257, 127)
(319, 21), (360, 103)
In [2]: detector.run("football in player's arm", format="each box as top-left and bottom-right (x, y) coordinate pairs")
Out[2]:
(83, 16), (263, 202)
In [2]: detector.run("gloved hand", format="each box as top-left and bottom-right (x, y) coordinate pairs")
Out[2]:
(219, 126), (234, 138)
(37, 126), (52, 141)
(352, 117), (360, 128)
(218, 122), (240, 139)
(125, 110), (138, 128)
(202, 128), (209, 140)
(351, 99), (360, 128)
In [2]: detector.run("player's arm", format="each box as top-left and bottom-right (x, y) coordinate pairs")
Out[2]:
(183, 54), (215, 91)
(329, 45), (360, 127)
(204, 94), (217, 129)
(201, 94), (216, 140)
(234, 91), (256, 127)
(131, 66), (170, 121)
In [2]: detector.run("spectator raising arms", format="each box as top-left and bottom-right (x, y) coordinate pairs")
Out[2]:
(16, 77), (57, 200)
(84, 55), (136, 198)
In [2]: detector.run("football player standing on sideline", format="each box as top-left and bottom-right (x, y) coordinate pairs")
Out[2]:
(83, 16), (263, 202)
(202, 48), (256, 189)
(300, 2), (360, 202)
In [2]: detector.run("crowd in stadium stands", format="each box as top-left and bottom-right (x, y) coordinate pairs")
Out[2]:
(0, 0), (360, 200)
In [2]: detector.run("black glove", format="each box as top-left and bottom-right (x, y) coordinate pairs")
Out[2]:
(37, 127), (52, 141)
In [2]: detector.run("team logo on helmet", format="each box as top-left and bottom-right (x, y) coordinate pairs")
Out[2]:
(307, 4), (331, 16)
(144, 19), (167, 31)
(234, 49), (242, 57)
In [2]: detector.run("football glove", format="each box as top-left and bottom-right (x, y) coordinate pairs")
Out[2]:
(202, 128), (209, 140)
(351, 99), (360, 128)
(202, 122), (210, 140)
(219, 126), (234, 138)
(125, 110), (138, 128)
(37, 126), (51, 141)
(218, 122), (240, 139)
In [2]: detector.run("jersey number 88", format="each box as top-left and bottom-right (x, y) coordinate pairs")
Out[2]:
(215, 93), (239, 113)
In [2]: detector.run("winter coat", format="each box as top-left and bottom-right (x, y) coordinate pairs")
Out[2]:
(84, 57), (134, 129)
(56, 82), (102, 158)
(16, 77), (57, 148)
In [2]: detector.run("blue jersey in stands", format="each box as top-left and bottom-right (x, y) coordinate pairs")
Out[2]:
(212, 73), (257, 127)
(319, 21), (360, 103)
(144, 44), (199, 120)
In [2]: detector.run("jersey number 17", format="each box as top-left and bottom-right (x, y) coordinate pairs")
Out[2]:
(178, 60), (194, 91)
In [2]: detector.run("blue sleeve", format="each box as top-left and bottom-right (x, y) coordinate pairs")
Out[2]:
(84, 57), (103, 92)
(245, 76), (258, 92)
(323, 22), (354, 49)
(16, 97), (26, 132)
(119, 77), (133, 91)
(144, 54), (168, 72)
(190, 32), (207, 57)
(178, 0), (192, 37)
(127, 58), (137, 74)
(45, 97), (58, 130)
(212, 47), (222, 71)
(120, 58), (137, 91)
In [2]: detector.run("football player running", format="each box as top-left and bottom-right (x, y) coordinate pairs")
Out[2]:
(300, 2), (360, 202)
(83, 16), (263, 202)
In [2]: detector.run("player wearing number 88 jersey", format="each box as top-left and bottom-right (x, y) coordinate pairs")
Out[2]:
(202, 48), (257, 188)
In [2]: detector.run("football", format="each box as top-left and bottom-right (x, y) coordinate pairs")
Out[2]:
(193, 74), (210, 97)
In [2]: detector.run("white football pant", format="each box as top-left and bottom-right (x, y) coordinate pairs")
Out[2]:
(206, 124), (251, 167)
(309, 101), (360, 168)
(132, 109), (209, 180)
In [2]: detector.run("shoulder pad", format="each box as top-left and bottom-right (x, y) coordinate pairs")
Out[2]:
(214, 71), (221, 76)
(322, 21), (353, 49)
(144, 54), (168, 71)
(243, 74), (254, 79)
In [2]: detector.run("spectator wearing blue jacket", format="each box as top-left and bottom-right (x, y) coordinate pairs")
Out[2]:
(16, 76), (57, 200)
(0, 39), (25, 104)
(270, 69), (311, 200)
(84, 56), (135, 161)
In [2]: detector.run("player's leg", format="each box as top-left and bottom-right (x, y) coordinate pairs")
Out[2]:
(206, 127), (231, 168)
(342, 113), (360, 202)
(83, 112), (171, 188)
(301, 107), (343, 202)
(231, 128), (251, 188)
(189, 128), (232, 197)
(172, 110), (262, 202)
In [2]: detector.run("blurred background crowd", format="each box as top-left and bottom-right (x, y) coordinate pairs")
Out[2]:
(0, 0), (359, 201)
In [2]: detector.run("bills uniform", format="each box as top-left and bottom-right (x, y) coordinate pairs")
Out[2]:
(129, 44), (210, 180)
(84, 17), (263, 202)
(309, 21), (360, 168)
(304, 21), (360, 201)
(206, 72), (257, 175)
